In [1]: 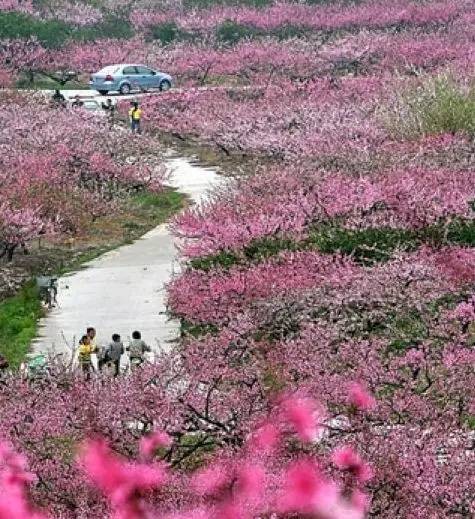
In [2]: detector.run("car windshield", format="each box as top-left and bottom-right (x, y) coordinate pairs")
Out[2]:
(83, 101), (98, 110)
(98, 66), (119, 74)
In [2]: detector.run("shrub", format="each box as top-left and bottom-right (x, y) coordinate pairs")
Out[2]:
(389, 76), (475, 138)
(0, 281), (42, 367)
(308, 225), (419, 264)
(305, 0), (361, 4)
(74, 15), (134, 41)
(148, 22), (182, 44)
(0, 12), (134, 48)
(271, 24), (310, 40)
(216, 20), (260, 45)
(184, 0), (270, 8)
(0, 11), (71, 48)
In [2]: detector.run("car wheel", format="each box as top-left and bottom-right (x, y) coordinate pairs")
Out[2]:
(98, 90), (108, 95)
(159, 80), (171, 92)
(119, 83), (131, 95)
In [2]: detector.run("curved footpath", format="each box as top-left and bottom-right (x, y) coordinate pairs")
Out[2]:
(33, 153), (222, 361)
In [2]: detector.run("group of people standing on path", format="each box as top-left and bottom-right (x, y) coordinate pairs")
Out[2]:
(78, 327), (151, 379)
(51, 90), (143, 134)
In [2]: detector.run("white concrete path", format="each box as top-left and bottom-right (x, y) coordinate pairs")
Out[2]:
(44, 84), (254, 102)
(33, 155), (221, 361)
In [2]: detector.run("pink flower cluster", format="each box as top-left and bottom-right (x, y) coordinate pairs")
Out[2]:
(452, 298), (475, 324)
(0, 396), (371, 519)
(168, 252), (361, 323)
(0, 0), (32, 13)
(131, 0), (468, 33)
(172, 157), (475, 260)
(0, 93), (166, 256)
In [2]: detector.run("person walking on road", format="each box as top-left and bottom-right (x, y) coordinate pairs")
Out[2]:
(86, 326), (101, 369)
(129, 101), (142, 134)
(127, 330), (150, 369)
(51, 89), (66, 107)
(71, 95), (84, 108)
(86, 327), (97, 352)
(78, 335), (94, 380)
(102, 98), (116, 128)
(104, 334), (124, 377)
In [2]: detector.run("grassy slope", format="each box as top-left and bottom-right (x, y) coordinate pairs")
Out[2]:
(0, 189), (185, 368)
(0, 283), (43, 368)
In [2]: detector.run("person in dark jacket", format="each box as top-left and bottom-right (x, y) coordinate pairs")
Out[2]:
(0, 354), (8, 385)
(101, 98), (116, 128)
(104, 333), (124, 376)
(52, 89), (66, 107)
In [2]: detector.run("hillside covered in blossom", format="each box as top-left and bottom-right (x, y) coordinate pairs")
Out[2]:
(0, 0), (474, 517)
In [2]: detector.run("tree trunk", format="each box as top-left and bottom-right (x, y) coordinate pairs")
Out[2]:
(6, 245), (17, 262)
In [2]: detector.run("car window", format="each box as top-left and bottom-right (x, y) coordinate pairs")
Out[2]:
(136, 66), (154, 75)
(122, 66), (138, 75)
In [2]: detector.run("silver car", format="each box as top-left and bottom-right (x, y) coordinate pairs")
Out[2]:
(89, 64), (172, 95)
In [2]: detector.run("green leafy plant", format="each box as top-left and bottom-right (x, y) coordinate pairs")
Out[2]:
(148, 22), (182, 44)
(388, 76), (475, 138)
(0, 282), (43, 367)
(216, 20), (259, 45)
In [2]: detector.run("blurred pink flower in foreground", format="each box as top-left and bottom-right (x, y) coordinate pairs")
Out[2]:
(139, 430), (172, 460)
(348, 382), (376, 411)
(332, 446), (374, 483)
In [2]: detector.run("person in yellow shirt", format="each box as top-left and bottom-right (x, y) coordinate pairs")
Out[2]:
(129, 101), (142, 134)
(78, 335), (93, 380)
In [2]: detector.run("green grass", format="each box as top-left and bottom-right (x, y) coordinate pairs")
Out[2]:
(190, 249), (240, 271)
(464, 415), (475, 430)
(174, 432), (216, 470)
(308, 225), (418, 264)
(188, 217), (475, 272)
(388, 76), (475, 139)
(132, 190), (185, 220)
(0, 282), (43, 368)
(180, 319), (219, 338)
(244, 236), (299, 262)
(385, 310), (428, 355)
(16, 74), (89, 90)
(183, 0), (270, 8)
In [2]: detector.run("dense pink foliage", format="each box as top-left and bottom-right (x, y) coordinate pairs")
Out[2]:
(131, 0), (469, 32)
(172, 160), (475, 258)
(1, 0), (474, 517)
(0, 392), (370, 519)
(0, 92), (166, 257)
(3, 0), (475, 84)
(168, 252), (361, 323)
